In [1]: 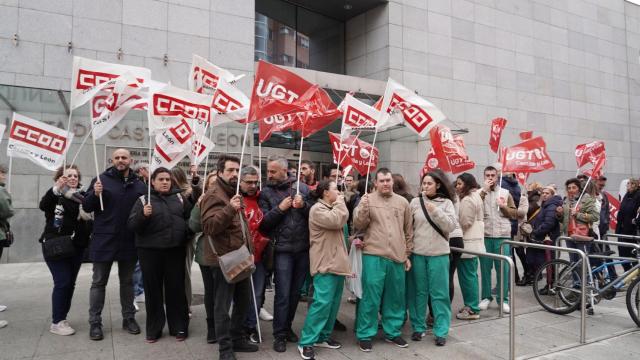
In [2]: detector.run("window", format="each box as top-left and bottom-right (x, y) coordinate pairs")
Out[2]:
(255, 0), (345, 74)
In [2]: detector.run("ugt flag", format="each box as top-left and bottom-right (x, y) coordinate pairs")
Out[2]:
(489, 117), (507, 153)
(430, 125), (475, 174)
(500, 136), (555, 173)
(329, 132), (378, 175)
(575, 141), (605, 168)
(7, 113), (73, 171)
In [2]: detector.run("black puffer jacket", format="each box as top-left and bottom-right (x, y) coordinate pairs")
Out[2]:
(259, 177), (311, 253)
(39, 187), (92, 248)
(531, 195), (563, 242)
(127, 188), (192, 249)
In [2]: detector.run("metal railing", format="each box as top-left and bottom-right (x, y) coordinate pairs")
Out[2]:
(500, 239), (589, 344)
(450, 246), (516, 360)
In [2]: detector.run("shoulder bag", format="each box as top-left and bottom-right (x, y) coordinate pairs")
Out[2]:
(207, 212), (255, 284)
(419, 196), (447, 240)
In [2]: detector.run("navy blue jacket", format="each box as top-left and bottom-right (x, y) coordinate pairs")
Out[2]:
(599, 192), (610, 237)
(616, 190), (640, 235)
(532, 195), (563, 243)
(501, 176), (522, 237)
(83, 166), (147, 262)
(258, 177), (311, 253)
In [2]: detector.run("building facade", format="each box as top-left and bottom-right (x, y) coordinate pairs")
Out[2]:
(0, 0), (639, 262)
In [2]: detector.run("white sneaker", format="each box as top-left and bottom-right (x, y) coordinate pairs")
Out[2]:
(0, 320), (7, 328)
(259, 308), (273, 321)
(134, 301), (139, 312)
(0, 305), (6, 312)
(135, 294), (145, 303)
(478, 298), (491, 311)
(502, 303), (510, 314)
(50, 320), (75, 336)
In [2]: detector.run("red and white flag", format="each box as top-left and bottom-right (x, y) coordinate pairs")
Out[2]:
(519, 130), (533, 141)
(489, 117), (507, 153)
(575, 141), (606, 168)
(70, 57), (151, 110)
(150, 118), (193, 171)
(581, 154), (606, 179)
(340, 94), (397, 139)
(295, 85), (341, 138)
(430, 125), (475, 174)
(148, 84), (214, 133)
(329, 132), (378, 175)
(7, 113), (73, 171)
(515, 172), (530, 186)
(90, 73), (147, 139)
(188, 54), (243, 95)
(605, 192), (619, 231)
(210, 78), (250, 125)
(188, 133), (216, 167)
(501, 136), (555, 173)
(380, 78), (446, 137)
(420, 147), (446, 178)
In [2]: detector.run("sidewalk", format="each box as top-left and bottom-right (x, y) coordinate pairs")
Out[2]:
(0, 262), (638, 360)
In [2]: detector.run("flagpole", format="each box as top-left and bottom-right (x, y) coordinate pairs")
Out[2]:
(497, 170), (503, 212)
(203, 124), (214, 179)
(258, 140), (262, 191)
(7, 156), (12, 193)
(236, 122), (250, 195)
(295, 136), (304, 195)
(194, 120), (210, 167)
(69, 125), (96, 168)
(91, 132), (104, 211)
(62, 108), (74, 169)
(574, 175), (592, 211)
(249, 276), (262, 343)
(363, 127), (378, 194)
(148, 133), (152, 205)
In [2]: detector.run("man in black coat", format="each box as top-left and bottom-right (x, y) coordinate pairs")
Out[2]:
(83, 149), (147, 340)
(259, 156), (310, 353)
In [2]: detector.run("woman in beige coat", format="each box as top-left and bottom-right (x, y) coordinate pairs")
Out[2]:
(298, 180), (350, 360)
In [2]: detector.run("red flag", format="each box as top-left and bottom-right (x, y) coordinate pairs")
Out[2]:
(295, 85), (341, 138)
(430, 125), (475, 174)
(575, 141), (605, 168)
(605, 192), (619, 231)
(501, 136), (555, 173)
(420, 147), (448, 179)
(329, 132), (378, 175)
(581, 154), (606, 178)
(515, 172), (530, 186)
(489, 117), (508, 153)
(519, 131), (533, 141)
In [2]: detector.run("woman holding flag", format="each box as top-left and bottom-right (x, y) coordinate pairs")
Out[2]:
(557, 178), (599, 264)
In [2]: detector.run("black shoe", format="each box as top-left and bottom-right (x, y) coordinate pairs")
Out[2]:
(247, 328), (260, 344)
(274, 337), (287, 352)
(219, 352), (237, 360)
(298, 345), (315, 360)
(122, 318), (141, 334)
(315, 338), (341, 349)
(435, 337), (446, 346)
(516, 278), (528, 286)
(233, 338), (259, 352)
(358, 340), (372, 352)
(206, 319), (217, 344)
(89, 323), (103, 341)
(176, 331), (187, 341)
(333, 319), (347, 332)
(286, 329), (299, 343)
(411, 332), (424, 341)
(385, 336), (408, 348)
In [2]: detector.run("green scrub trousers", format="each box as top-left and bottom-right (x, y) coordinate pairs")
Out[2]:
(298, 273), (344, 346)
(407, 254), (451, 338)
(355, 254), (405, 340)
(457, 257), (480, 313)
(480, 237), (510, 303)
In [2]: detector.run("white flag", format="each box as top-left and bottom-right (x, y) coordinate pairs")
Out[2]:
(70, 57), (151, 110)
(210, 78), (250, 125)
(7, 113), (73, 171)
(188, 54), (244, 94)
(147, 84), (214, 134)
(188, 134), (215, 167)
(90, 73), (146, 139)
(380, 78), (446, 137)
(340, 94), (394, 139)
(0, 124), (6, 146)
(150, 118), (193, 171)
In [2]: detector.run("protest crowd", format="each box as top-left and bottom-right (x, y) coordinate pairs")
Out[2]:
(0, 55), (638, 360)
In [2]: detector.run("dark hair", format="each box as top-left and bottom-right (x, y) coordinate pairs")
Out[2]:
(565, 177), (582, 191)
(456, 172), (480, 199)
(422, 170), (455, 201)
(170, 167), (188, 190)
(301, 160), (315, 171)
(311, 180), (335, 200)
(356, 179), (373, 196)
(216, 155), (240, 174)
(484, 166), (498, 174)
(598, 175), (607, 181)
(576, 174), (588, 183)
(151, 167), (172, 182)
(392, 173), (412, 197)
(54, 164), (81, 183)
(375, 167), (392, 180)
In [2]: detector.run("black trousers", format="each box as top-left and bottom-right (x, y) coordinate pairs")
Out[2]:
(199, 264), (216, 337)
(211, 266), (251, 355)
(137, 246), (189, 339)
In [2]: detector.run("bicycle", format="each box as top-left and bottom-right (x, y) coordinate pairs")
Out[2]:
(531, 243), (640, 327)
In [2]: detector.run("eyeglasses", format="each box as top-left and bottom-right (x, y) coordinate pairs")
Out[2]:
(242, 180), (259, 185)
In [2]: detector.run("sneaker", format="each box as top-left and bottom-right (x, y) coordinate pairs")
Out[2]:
(50, 320), (75, 336)
(358, 339), (372, 352)
(502, 303), (510, 314)
(315, 338), (341, 349)
(0, 305), (6, 312)
(135, 293), (145, 303)
(259, 308), (273, 321)
(274, 337), (287, 352)
(298, 345), (315, 360)
(435, 336), (446, 346)
(479, 298), (491, 310)
(385, 336), (408, 348)
(411, 332), (425, 341)
(456, 307), (480, 320)
(249, 332), (260, 344)
(286, 329), (299, 343)
(0, 320), (7, 329)
(233, 338), (259, 352)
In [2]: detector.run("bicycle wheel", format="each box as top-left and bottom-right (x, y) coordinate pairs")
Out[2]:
(625, 275), (640, 327)
(533, 259), (582, 315)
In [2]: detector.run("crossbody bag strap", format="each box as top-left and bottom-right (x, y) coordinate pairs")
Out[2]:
(419, 195), (447, 240)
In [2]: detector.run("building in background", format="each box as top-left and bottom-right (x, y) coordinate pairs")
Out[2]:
(0, 0), (639, 262)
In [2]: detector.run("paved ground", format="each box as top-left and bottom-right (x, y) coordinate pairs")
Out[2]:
(0, 261), (639, 360)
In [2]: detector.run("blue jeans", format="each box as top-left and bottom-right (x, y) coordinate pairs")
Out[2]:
(244, 262), (267, 329)
(273, 251), (309, 339)
(133, 261), (144, 297)
(45, 250), (84, 324)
